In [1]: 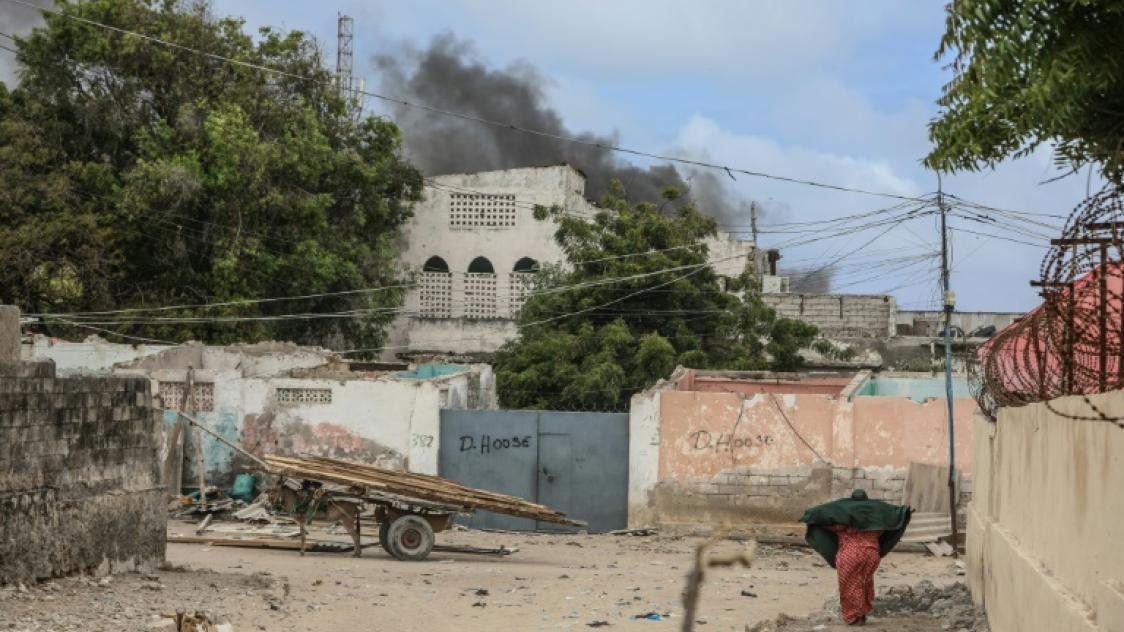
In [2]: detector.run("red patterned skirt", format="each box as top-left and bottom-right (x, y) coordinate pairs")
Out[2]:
(828, 525), (883, 624)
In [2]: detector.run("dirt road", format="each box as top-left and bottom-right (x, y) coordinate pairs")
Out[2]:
(0, 528), (963, 631)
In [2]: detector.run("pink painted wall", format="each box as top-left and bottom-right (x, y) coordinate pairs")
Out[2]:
(852, 397), (975, 470)
(658, 391), (839, 479)
(657, 390), (975, 481)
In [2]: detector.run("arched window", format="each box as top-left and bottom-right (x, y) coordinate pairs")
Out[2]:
(465, 256), (497, 319)
(510, 258), (539, 316)
(419, 256), (452, 318)
(512, 257), (540, 272)
(422, 256), (450, 273)
(467, 256), (495, 274)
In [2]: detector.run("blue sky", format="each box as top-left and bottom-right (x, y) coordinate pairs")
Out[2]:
(5, 1), (1097, 313)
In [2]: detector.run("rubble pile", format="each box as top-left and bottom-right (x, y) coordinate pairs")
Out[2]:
(861, 580), (988, 630)
(748, 580), (989, 632)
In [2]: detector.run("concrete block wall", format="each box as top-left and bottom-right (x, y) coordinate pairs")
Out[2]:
(650, 464), (910, 526)
(0, 361), (165, 584)
(763, 293), (896, 338)
(650, 463), (968, 527)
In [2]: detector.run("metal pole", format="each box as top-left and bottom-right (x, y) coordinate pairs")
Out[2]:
(750, 201), (759, 245)
(937, 174), (959, 557)
(1100, 243), (1109, 391)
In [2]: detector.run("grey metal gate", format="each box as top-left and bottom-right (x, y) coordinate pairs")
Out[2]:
(438, 409), (629, 533)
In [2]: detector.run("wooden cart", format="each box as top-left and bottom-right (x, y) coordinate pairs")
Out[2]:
(265, 455), (585, 561)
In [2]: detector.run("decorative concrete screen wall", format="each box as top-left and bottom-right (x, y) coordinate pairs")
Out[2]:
(967, 393), (1124, 632)
(419, 271), (453, 318)
(463, 272), (499, 319)
(0, 361), (164, 584)
(628, 370), (975, 528)
(762, 293), (897, 338)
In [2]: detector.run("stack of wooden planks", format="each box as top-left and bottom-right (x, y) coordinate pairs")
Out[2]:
(264, 454), (585, 527)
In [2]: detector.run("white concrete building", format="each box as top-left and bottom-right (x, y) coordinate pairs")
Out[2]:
(31, 340), (499, 483)
(388, 164), (764, 358)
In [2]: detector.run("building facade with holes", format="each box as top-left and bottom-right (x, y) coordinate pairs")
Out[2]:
(109, 342), (496, 489)
(386, 164), (762, 359)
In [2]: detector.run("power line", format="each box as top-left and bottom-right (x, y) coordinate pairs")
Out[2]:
(0, 0), (930, 204)
(948, 226), (1047, 248)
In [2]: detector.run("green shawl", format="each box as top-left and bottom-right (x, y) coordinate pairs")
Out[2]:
(799, 490), (913, 568)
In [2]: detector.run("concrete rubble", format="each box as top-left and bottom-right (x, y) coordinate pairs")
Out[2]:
(747, 580), (989, 632)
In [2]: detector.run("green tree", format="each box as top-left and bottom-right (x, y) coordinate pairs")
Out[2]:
(494, 185), (835, 411)
(925, 0), (1124, 181)
(0, 0), (423, 348)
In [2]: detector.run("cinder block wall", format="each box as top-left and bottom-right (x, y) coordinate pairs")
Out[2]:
(0, 361), (165, 584)
(650, 464), (910, 526)
(762, 293), (896, 338)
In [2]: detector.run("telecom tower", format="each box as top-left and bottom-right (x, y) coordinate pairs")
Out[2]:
(336, 13), (354, 101)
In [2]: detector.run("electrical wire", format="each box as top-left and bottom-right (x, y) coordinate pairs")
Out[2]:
(0, 0), (930, 204)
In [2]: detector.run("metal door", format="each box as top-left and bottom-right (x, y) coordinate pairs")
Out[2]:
(536, 433), (574, 532)
(438, 409), (538, 531)
(539, 411), (629, 533)
(439, 409), (629, 532)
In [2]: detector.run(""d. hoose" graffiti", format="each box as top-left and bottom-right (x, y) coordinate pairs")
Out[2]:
(459, 434), (533, 455)
(690, 430), (774, 452)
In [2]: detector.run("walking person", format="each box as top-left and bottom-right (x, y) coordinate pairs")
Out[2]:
(800, 489), (913, 625)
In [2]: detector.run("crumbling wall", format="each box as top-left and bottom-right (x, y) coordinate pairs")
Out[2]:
(630, 388), (974, 527)
(762, 293), (896, 338)
(968, 394), (1124, 632)
(0, 361), (165, 584)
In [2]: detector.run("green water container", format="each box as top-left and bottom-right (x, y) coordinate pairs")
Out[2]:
(230, 473), (256, 502)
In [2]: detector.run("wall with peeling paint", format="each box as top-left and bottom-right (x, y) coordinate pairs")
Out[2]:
(23, 335), (171, 375)
(628, 369), (977, 527)
(112, 344), (494, 490)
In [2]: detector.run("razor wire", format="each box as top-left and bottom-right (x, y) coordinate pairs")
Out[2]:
(971, 186), (1124, 424)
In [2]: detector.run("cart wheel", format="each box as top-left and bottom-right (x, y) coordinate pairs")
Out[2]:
(378, 521), (390, 551)
(385, 515), (434, 561)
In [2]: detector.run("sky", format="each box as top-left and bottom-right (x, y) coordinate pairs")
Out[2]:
(0, 0), (1101, 313)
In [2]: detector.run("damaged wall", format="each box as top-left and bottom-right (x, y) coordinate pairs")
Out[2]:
(147, 371), (445, 487)
(111, 344), (495, 487)
(0, 361), (165, 584)
(967, 393), (1124, 632)
(23, 335), (171, 375)
(628, 386), (975, 528)
(762, 293), (897, 338)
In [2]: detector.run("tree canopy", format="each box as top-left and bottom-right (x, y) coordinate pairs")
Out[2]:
(0, 0), (423, 348)
(925, 0), (1124, 181)
(493, 185), (832, 412)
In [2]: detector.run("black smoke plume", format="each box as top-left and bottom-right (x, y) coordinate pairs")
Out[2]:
(785, 267), (835, 294)
(375, 34), (756, 229)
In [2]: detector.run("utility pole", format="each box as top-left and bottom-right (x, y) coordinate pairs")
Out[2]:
(937, 174), (959, 557)
(336, 14), (354, 103)
(750, 201), (759, 245)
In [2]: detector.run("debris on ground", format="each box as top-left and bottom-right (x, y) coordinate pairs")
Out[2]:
(609, 527), (657, 536)
(148, 611), (234, 632)
(746, 580), (989, 632)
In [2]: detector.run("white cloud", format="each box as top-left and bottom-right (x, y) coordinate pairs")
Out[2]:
(450, 0), (911, 80)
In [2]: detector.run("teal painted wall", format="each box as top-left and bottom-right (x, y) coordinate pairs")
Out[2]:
(163, 408), (240, 491)
(397, 363), (466, 379)
(855, 376), (971, 402)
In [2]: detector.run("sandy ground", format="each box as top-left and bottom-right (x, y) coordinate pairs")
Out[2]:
(0, 525), (963, 632)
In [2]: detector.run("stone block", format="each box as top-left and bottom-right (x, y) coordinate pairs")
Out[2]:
(878, 479), (906, 492)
